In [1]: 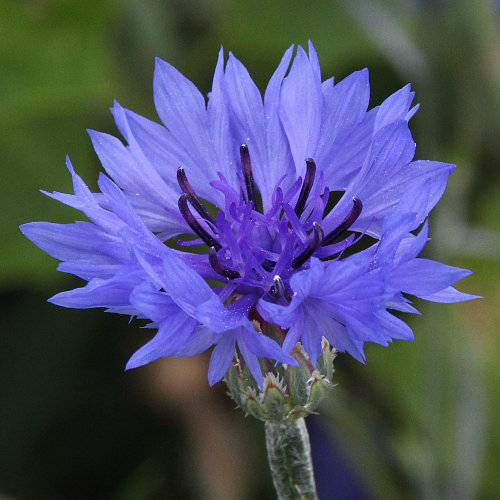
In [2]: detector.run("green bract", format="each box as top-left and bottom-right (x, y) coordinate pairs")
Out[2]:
(225, 338), (336, 422)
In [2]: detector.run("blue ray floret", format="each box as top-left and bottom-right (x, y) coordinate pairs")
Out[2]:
(20, 42), (478, 387)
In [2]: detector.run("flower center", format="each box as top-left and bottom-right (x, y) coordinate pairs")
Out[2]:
(176, 144), (362, 299)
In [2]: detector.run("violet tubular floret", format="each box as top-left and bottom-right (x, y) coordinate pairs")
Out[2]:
(209, 246), (241, 280)
(174, 143), (363, 300)
(177, 166), (216, 225)
(294, 158), (316, 218)
(322, 197), (363, 247)
(240, 144), (258, 210)
(177, 193), (221, 251)
(292, 222), (324, 269)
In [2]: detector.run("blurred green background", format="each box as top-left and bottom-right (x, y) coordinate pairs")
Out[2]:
(1, 0), (497, 498)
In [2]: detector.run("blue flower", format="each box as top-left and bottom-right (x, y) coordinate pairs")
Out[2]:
(20, 42), (477, 386)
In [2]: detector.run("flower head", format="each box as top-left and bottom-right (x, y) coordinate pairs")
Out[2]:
(20, 42), (477, 387)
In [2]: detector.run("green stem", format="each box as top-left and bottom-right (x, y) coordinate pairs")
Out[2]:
(265, 418), (318, 500)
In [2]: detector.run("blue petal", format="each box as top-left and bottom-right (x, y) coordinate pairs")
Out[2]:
(262, 255), (393, 362)
(263, 45), (295, 207)
(237, 332), (264, 389)
(136, 249), (251, 334)
(207, 48), (240, 192)
(56, 261), (121, 280)
(126, 317), (197, 370)
(316, 68), (370, 162)
(258, 297), (298, 329)
(369, 208), (425, 270)
(130, 282), (185, 323)
(281, 320), (303, 354)
(289, 257), (325, 298)
(111, 102), (214, 201)
(391, 258), (472, 296)
(111, 102), (183, 174)
(318, 310), (366, 362)
(20, 221), (120, 264)
(306, 298), (369, 362)
(393, 178), (431, 225)
(307, 41), (321, 81)
(153, 57), (214, 183)
(97, 174), (149, 231)
(374, 309), (414, 341)
(195, 294), (255, 333)
(279, 46), (323, 177)
(356, 121), (416, 197)
(394, 221), (429, 263)
(319, 109), (376, 190)
(249, 331), (298, 365)
(96, 174), (176, 255)
(301, 322), (323, 366)
(175, 327), (218, 357)
(159, 250), (217, 314)
(223, 53), (271, 205)
(208, 334), (236, 386)
(374, 84), (415, 132)
(45, 158), (122, 235)
(401, 160), (455, 215)
(418, 286), (482, 303)
(49, 272), (137, 309)
(88, 127), (178, 210)
(355, 158), (453, 237)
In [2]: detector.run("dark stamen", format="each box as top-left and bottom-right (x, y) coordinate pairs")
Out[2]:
(292, 222), (324, 269)
(209, 247), (241, 279)
(240, 144), (258, 209)
(178, 194), (222, 250)
(177, 167), (216, 225)
(269, 275), (285, 298)
(322, 198), (363, 247)
(262, 259), (277, 272)
(294, 158), (316, 218)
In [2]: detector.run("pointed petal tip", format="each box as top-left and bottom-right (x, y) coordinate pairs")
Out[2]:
(345, 342), (367, 364)
(125, 354), (149, 371)
(448, 290), (482, 301)
(358, 67), (369, 78)
(110, 100), (123, 114)
(86, 128), (103, 143)
(124, 360), (138, 371)
(65, 156), (74, 173)
(40, 189), (50, 197)
(279, 44), (295, 62)
(401, 330), (415, 342)
(295, 45), (308, 58)
(461, 268), (473, 278)
(153, 57), (181, 82)
(47, 293), (63, 307)
(18, 222), (32, 236)
(207, 368), (224, 387)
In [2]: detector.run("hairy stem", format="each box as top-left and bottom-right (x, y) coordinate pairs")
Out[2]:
(265, 418), (318, 500)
